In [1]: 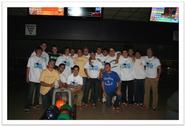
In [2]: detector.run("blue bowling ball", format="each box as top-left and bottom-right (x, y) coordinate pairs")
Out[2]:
(45, 105), (60, 120)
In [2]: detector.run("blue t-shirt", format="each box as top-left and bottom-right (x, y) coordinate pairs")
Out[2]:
(102, 71), (120, 94)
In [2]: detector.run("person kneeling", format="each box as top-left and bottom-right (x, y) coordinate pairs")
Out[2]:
(67, 65), (83, 109)
(102, 63), (122, 110)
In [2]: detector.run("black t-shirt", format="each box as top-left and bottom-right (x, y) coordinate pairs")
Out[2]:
(49, 53), (60, 61)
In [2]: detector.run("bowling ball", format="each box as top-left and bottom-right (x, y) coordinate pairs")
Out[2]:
(57, 113), (72, 120)
(55, 99), (65, 110)
(61, 104), (72, 112)
(45, 105), (60, 120)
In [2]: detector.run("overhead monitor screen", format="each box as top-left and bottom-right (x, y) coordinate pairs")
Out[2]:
(29, 7), (64, 16)
(150, 7), (179, 23)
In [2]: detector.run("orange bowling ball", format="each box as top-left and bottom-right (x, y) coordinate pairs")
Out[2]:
(55, 99), (65, 109)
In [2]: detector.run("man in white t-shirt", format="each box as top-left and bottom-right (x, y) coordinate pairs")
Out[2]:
(119, 49), (135, 105)
(84, 52), (103, 107)
(56, 63), (68, 89)
(105, 48), (121, 77)
(83, 47), (90, 59)
(31, 42), (49, 64)
(25, 47), (46, 112)
(55, 48), (74, 77)
(133, 51), (146, 106)
(101, 49), (109, 66)
(96, 47), (103, 62)
(67, 65), (83, 107)
(143, 48), (161, 111)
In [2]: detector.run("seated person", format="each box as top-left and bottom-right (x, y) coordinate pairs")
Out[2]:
(67, 65), (83, 108)
(102, 63), (122, 110)
(57, 63), (68, 89)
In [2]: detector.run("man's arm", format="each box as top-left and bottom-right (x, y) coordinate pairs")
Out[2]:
(26, 67), (30, 83)
(157, 65), (161, 78)
(84, 69), (90, 78)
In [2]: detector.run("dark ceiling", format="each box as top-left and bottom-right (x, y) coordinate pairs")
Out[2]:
(8, 7), (152, 22)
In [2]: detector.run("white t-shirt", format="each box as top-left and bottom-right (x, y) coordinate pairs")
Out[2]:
(105, 55), (120, 76)
(96, 53), (103, 62)
(133, 58), (146, 79)
(31, 51), (49, 64)
(27, 55), (46, 83)
(67, 74), (83, 86)
(119, 56), (134, 81)
(143, 56), (161, 78)
(60, 72), (68, 83)
(84, 60), (103, 78)
(55, 55), (74, 77)
(101, 55), (109, 66)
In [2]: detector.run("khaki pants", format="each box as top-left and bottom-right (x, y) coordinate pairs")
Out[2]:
(72, 91), (83, 106)
(144, 78), (159, 109)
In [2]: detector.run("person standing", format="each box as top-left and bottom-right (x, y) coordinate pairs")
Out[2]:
(55, 48), (74, 77)
(25, 47), (46, 112)
(105, 48), (121, 77)
(48, 45), (60, 62)
(74, 49), (88, 105)
(67, 65), (83, 108)
(102, 63), (122, 110)
(143, 48), (161, 111)
(133, 51), (146, 106)
(40, 60), (60, 109)
(119, 49), (135, 105)
(84, 52), (103, 107)
(31, 42), (49, 64)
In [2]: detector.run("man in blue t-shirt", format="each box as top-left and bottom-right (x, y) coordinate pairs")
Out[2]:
(102, 63), (122, 110)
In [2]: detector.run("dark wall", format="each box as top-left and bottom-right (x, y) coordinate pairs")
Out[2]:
(8, 16), (178, 86)
(9, 16), (178, 42)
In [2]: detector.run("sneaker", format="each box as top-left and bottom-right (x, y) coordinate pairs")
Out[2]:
(92, 103), (96, 108)
(24, 106), (31, 112)
(33, 104), (40, 109)
(152, 107), (157, 111)
(122, 102), (127, 106)
(116, 106), (121, 110)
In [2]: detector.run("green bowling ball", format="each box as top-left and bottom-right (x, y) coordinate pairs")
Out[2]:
(61, 104), (72, 111)
(57, 113), (72, 120)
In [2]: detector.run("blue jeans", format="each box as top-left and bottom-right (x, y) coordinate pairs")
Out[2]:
(134, 79), (145, 104)
(25, 82), (40, 107)
(82, 77), (88, 103)
(42, 88), (54, 109)
(106, 92), (122, 108)
(83, 78), (99, 104)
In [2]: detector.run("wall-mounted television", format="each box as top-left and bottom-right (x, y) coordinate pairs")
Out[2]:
(67, 7), (102, 17)
(150, 7), (179, 23)
(29, 7), (64, 16)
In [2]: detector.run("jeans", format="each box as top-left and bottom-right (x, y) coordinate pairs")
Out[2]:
(83, 78), (99, 104)
(134, 79), (145, 104)
(106, 92), (122, 108)
(82, 77), (88, 103)
(25, 82), (40, 107)
(121, 80), (134, 104)
(42, 88), (54, 109)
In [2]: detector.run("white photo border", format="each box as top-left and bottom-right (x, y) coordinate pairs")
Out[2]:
(1, 0), (184, 125)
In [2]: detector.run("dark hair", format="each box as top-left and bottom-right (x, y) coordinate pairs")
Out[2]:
(40, 42), (47, 45)
(59, 63), (65, 68)
(105, 62), (111, 67)
(73, 65), (80, 70)
(48, 59), (56, 63)
(51, 45), (58, 48)
(35, 46), (43, 51)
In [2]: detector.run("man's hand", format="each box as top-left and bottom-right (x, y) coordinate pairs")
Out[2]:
(103, 92), (107, 97)
(26, 77), (29, 83)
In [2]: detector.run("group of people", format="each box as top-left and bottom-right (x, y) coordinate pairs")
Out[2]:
(24, 42), (161, 112)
